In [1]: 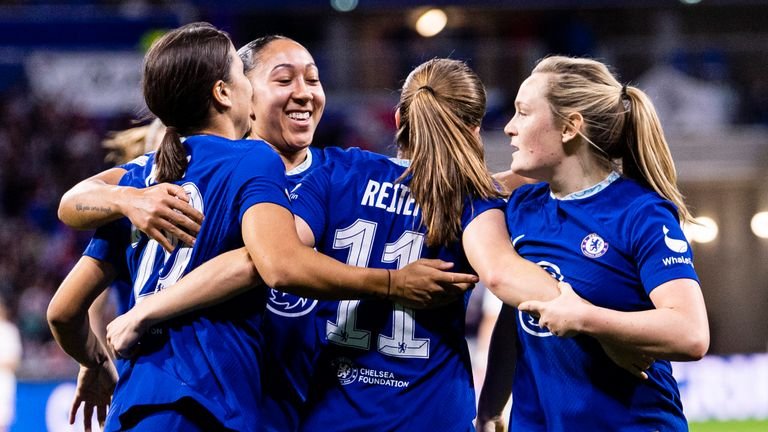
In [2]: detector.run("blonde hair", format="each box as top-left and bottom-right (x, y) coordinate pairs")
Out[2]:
(533, 56), (692, 223)
(396, 58), (503, 246)
(102, 118), (164, 165)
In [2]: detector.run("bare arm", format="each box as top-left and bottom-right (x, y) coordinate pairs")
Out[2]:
(462, 209), (560, 306)
(47, 256), (118, 431)
(106, 248), (262, 356)
(477, 304), (517, 432)
(519, 279), (709, 361)
(47, 256), (114, 368)
(243, 203), (478, 307)
(58, 168), (203, 251)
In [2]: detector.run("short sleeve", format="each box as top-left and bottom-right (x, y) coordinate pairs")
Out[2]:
(289, 164), (332, 243)
(235, 144), (292, 223)
(630, 197), (699, 294)
(117, 152), (153, 171)
(461, 196), (506, 230)
(83, 219), (130, 265)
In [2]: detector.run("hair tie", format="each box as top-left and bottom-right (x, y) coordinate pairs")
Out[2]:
(620, 84), (631, 110)
(165, 126), (178, 134)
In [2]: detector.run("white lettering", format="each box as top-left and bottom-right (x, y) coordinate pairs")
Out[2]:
(361, 180), (380, 206)
(375, 182), (392, 209)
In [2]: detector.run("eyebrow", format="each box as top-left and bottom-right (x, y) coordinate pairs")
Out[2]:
(271, 62), (318, 72)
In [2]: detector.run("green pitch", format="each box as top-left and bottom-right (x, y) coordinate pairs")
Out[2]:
(689, 420), (768, 431)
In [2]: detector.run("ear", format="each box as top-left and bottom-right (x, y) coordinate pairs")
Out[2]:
(394, 108), (401, 129)
(561, 112), (583, 144)
(212, 80), (233, 109)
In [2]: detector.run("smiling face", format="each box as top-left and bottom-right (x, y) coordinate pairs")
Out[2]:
(504, 72), (566, 181)
(246, 39), (325, 155)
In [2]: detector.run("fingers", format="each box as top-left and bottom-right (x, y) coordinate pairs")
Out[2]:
(433, 271), (479, 285)
(98, 403), (108, 428)
(517, 300), (540, 314)
(144, 227), (174, 252)
(83, 402), (94, 432)
(413, 258), (455, 270)
(69, 398), (81, 425)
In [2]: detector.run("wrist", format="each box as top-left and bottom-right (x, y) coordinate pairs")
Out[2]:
(112, 185), (138, 218)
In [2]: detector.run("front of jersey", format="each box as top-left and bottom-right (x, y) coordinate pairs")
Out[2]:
(104, 135), (291, 432)
(292, 148), (503, 432)
(506, 175), (697, 431)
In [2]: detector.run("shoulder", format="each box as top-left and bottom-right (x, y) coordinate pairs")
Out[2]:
(609, 178), (679, 222)
(507, 182), (549, 208)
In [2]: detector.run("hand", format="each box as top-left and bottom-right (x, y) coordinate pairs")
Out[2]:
(106, 309), (148, 359)
(600, 340), (655, 380)
(478, 415), (506, 432)
(518, 282), (590, 337)
(389, 259), (478, 309)
(122, 183), (204, 252)
(69, 360), (118, 432)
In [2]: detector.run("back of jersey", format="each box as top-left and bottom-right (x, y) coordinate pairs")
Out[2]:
(107, 135), (290, 432)
(293, 148), (499, 432)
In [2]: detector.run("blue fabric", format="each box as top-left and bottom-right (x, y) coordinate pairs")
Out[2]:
(506, 177), (695, 431)
(291, 147), (503, 432)
(104, 135), (290, 432)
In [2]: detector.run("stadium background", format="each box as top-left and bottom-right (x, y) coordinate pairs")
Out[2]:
(0, 0), (766, 430)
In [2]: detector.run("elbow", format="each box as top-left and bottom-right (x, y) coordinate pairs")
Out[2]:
(482, 270), (512, 306)
(46, 299), (74, 331)
(256, 258), (296, 291)
(676, 327), (709, 361)
(685, 329), (710, 361)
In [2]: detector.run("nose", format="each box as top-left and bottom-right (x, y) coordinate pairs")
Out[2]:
(503, 117), (516, 137)
(292, 79), (312, 103)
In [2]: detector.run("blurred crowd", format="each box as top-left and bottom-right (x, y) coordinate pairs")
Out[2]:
(0, 88), (131, 378)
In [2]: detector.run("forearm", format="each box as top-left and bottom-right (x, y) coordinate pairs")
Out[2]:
(578, 306), (707, 361)
(48, 257), (115, 367)
(50, 315), (111, 368)
(244, 204), (388, 299)
(58, 168), (130, 228)
(485, 256), (559, 306)
(464, 210), (559, 306)
(256, 241), (387, 299)
(133, 248), (262, 329)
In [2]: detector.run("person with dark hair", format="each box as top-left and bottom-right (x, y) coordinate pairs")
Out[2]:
(105, 58), (565, 431)
(479, 56), (709, 431)
(50, 23), (473, 432)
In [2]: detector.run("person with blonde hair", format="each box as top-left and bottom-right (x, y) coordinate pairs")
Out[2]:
(479, 56), (709, 431)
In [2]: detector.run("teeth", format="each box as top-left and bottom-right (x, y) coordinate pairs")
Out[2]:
(288, 112), (310, 120)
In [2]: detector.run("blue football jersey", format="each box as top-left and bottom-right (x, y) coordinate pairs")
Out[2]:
(104, 135), (291, 432)
(291, 148), (504, 432)
(506, 174), (697, 431)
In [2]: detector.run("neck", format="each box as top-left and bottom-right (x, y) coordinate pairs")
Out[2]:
(280, 147), (309, 171)
(196, 116), (244, 140)
(548, 152), (611, 198)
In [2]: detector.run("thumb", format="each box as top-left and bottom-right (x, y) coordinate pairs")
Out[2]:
(518, 300), (542, 314)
